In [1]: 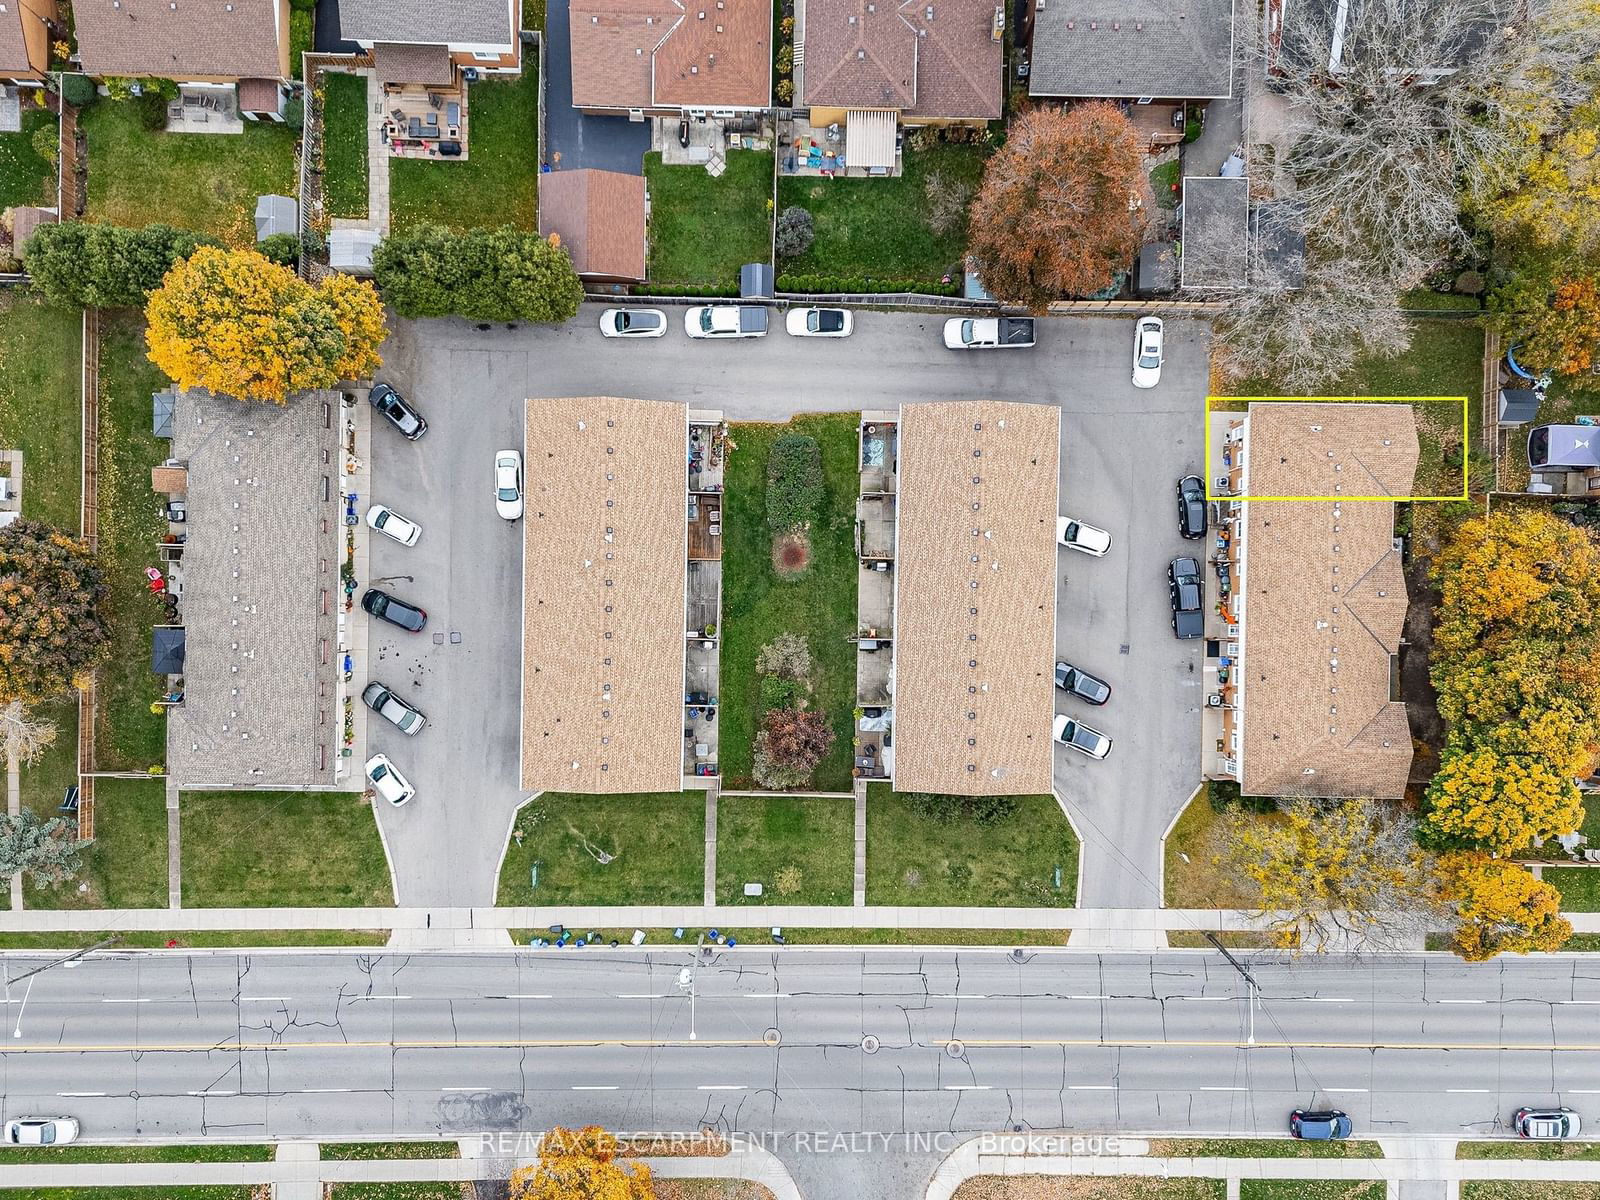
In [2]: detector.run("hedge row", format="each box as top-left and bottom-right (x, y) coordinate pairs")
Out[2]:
(776, 273), (961, 296)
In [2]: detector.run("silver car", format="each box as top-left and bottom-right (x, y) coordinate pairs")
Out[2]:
(361, 681), (426, 736)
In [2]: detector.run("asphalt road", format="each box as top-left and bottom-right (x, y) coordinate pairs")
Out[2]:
(375, 307), (1205, 907)
(2, 948), (1598, 1142)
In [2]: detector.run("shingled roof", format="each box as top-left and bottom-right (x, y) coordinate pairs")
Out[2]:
(0, 0), (45, 76)
(1237, 403), (1419, 799)
(568, 0), (771, 109)
(1028, 0), (1235, 99)
(339, 0), (516, 46)
(539, 169), (648, 281)
(1181, 175), (1250, 290)
(74, 0), (284, 80)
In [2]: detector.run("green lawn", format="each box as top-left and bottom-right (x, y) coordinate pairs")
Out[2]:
(0, 1145), (271, 1164)
(1240, 1185), (1382, 1200)
(716, 795), (854, 904)
(321, 1142), (461, 1160)
(322, 71), (370, 220)
(82, 99), (298, 244)
(1462, 1186), (1600, 1200)
(1150, 159), (1180, 210)
(390, 67), (538, 232)
(1547, 866), (1600, 912)
(15, 696), (78, 818)
(327, 1186), (470, 1200)
(0, 106), (58, 210)
(643, 150), (774, 288)
(0, 291), (82, 529)
(0, 1190), (254, 1200)
(23, 778), (169, 909)
(1148, 1139), (1382, 1160)
(952, 1180), (1222, 1200)
(776, 143), (988, 281)
(866, 785), (1079, 907)
(180, 791), (394, 906)
(0, 929), (389, 949)
(290, 6), (314, 79)
(720, 414), (859, 789)
(497, 791), (705, 905)
(1459, 1141), (1600, 1160)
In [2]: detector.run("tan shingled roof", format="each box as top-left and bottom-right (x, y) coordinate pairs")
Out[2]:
(892, 401), (1058, 796)
(521, 397), (687, 794)
(1238, 403), (1418, 799)
(0, 0), (41, 76)
(74, 0), (283, 80)
(538, 169), (647, 281)
(568, 0), (770, 109)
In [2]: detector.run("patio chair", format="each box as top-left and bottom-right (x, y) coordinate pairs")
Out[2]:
(447, 102), (460, 127)
(429, 92), (443, 110)
(391, 107), (405, 122)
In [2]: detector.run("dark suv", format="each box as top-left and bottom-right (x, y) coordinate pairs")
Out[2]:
(1177, 475), (1207, 539)
(362, 588), (427, 632)
(1055, 661), (1111, 705)
(369, 382), (428, 441)
(1168, 556), (1204, 640)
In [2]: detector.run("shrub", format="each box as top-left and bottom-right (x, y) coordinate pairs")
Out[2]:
(924, 170), (975, 238)
(776, 79), (794, 105)
(133, 91), (168, 131)
(289, 0), (316, 9)
(752, 708), (835, 789)
(775, 206), (814, 258)
(374, 224), (584, 322)
(282, 97), (304, 131)
(754, 633), (813, 681)
(30, 121), (57, 166)
(60, 74), (98, 109)
(907, 792), (1020, 825)
(765, 433), (823, 533)
(760, 673), (800, 711)
(1182, 117), (1202, 143)
(25, 221), (218, 308)
(300, 227), (328, 259)
(775, 44), (794, 75)
(257, 232), (301, 265)
(1454, 270), (1485, 295)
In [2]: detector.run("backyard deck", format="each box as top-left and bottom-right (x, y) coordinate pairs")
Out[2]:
(381, 81), (468, 160)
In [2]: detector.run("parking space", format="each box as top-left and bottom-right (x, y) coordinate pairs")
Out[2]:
(543, 0), (652, 174)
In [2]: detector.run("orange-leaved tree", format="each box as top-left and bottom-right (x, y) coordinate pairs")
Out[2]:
(508, 1126), (653, 1200)
(145, 246), (386, 404)
(1437, 852), (1571, 961)
(967, 102), (1152, 310)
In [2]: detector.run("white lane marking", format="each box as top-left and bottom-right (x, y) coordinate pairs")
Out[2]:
(572, 1085), (620, 1091)
(739, 993), (792, 999)
(300, 1088), (351, 1093)
(1296, 998), (1354, 1004)
(348, 995), (412, 1001)
(58, 1092), (106, 1097)
(616, 993), (669, 999)
(1200, 1086), (1247, 1091)
(1447, 1089), (1489, 1093)
(1559, 1000), (1600, 1005)
(1068, 995), (1111, 1001)
(932, 994), (989, 1000)
(1068, 1085), (1116, 1091)
(101, 998), (151, 1004)
(1570, 1090), (1600, 1094)
(241, 996), (289, 1002)
(1326, 1088), (1369, 1093)
(188, 1090), (238, 1096)
(944, 1085), (992, 1091)
(697, 1085), (747, 1091)
(441, 1087), (487, 1092)
(1438, 999), (1485, 1005)
(1174, 997), (1232, 1003)
(506, 994), (553, 999)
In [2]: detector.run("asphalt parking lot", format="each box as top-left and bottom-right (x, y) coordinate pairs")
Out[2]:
(372, 306), (1206, 907)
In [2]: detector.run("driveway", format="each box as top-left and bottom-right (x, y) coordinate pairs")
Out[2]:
(544, 0), (652, 174)
(373, 307), (1207, 907)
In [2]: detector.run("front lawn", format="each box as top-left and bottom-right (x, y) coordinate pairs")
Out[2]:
(81, 99), (298, 244)
(390, 67), (539, 232)
(1462, 1186), (1600, 1200)
(322, 71), (369, 220)
(1149, 1139), (1382, 1160)
(776, 142), (988, 281)
(716, 795), (854, 904)
(321, 1143), (461, 1160)
(720, 414), (859, 789)
(0, 1189), (255, 1200)
(1163, 786), (1271, 910)
(497, 791), (705, 905)
(1459, 1141), (1600, 1161)
(0, 1146), (272, 1164)
(952, 1179), (1222, 1200)
(1546, 866), (1600, 912)
(0, 107), (58, 209)
(0, 929), (389, 948)
(644, 150), (774, 288)
(865, 785), (1078, 907)
(1241, 1185), (1383, 1200)
(23, 778), (169, 910)
(180, 791), (394, 906)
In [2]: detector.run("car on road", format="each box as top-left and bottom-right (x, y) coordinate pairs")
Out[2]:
(494, 449), (524, 520)
(599, 308), (668, 338)
(364, 753), (415, 806)
(1168, 556), (1204, 639)
(785, 307), (853, 338)
(365, 504), (421, 546)
(1177, 474), (1207, 539)
(1290, 1110), (1352, 1140)
(685, 305), (769, 338)
(1055, 661), (1111, 705)
(943, 316), (1035, 349)
(1515, 1107), (1581, 1139)
(1058, 515), (1113, 557)
(1053, 714), (1112, 759)
(362, 588), (427, 632)
(1132, 316), (1165, 388)
(361, 681), (427, 736)
(4, 1118), (79, 1145)
(368, 382), (427, 441)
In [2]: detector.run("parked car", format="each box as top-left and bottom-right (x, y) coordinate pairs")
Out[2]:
(1058, 515), (1113, 557)
(5, 1118), (79, 1145)
(1132, 316), (1165, 388)
(365, 504), (421, 546)
(1290, 1110), (1352, 1140)
(1053, 714), (1112, 760)
(494, 449), (524, 520)
(364, 754), (415, 807)
(361, 681), (427, 736)
(1177, 474), (1207, 540)
(1515, 1107), (1581, 1139)
(599, 308), (668, 338)
(362, 588), (427, 632)
(685, 305), (769, 338)
(368, 382), (427, 441)
(1055, 661), (1111, 705)
(785, 307), (853, 337)
(1168, 556), (1204, 639)
(943, 316), (1035, 349)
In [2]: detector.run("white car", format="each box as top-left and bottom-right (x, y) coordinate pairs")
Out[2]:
(1058, 515), (1113, 557)
(1132, 316), (1164, 388)
(365, 504), (421, 547)
(599, 308), (668, 338)
(5, 1118), (80, 1146)
(785, 307), (853, 338)
(684, 305), (769, 338)
(365, 754), (415, 807)
(1053, 714), (1112, 760)
(494, 449), (524, 520)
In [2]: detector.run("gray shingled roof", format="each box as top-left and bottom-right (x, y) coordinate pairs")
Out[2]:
(1028, 0), (1235, 99)
(1181, 175), (1250, 290)
(340, 0), (515, 46)
(165, 389), (342, 791)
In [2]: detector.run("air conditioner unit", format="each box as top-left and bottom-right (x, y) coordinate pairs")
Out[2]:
(1214, 476), (1231, 494)
(1206, 693), (1223, 708)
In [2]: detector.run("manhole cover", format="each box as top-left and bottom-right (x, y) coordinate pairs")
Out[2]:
(763, 1028), (781, 1046)
(945, 1039), (965, 1058)
(862, 1034), (880, 1053)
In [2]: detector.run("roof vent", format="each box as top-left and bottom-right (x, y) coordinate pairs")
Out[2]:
(849, 13), (856, 20)
(925, 4), (933, 16)
(1113, 20), (1120, 28)
(1090, 20), (1097, 28)
(691, 64), (698, 72)
(698, 9), (706, 16)
(716, 24), (722, 31)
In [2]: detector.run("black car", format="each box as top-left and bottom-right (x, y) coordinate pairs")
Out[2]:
(1168, 556), (1204, 640)
(1055, 661), (1111, 705)
(362, 588), (428, 632)
(1177, 474), (1207, 539)
(368, 382), (428, 441)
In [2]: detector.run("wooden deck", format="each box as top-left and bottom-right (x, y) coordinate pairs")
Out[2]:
(688, 498), (723, 560)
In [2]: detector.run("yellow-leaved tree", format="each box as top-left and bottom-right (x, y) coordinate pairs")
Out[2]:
(1438, 852), (1571, 961)
(144, 246), (385, 404)
(1424, 745), (1583, 856)
(508, 1126), (653, 1200)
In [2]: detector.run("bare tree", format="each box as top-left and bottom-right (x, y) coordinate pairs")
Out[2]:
(1, 700), (57, 771)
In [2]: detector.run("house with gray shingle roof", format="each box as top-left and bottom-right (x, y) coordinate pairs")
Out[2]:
(1027, 0), (1235, 101)
(339, 0), (521, 83)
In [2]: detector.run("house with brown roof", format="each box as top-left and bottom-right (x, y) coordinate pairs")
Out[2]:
(0, 0), (59, 83)
(797, 0), (1002, 169)
(566, 0), (771, 115)
(73, 0), (291, 121)
(539, 169), (647, 283)
(339, 0), (521, 84)
(1203, 402), (1419, 799)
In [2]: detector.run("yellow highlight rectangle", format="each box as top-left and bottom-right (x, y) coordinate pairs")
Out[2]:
(1203, 394), (1471, 503)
